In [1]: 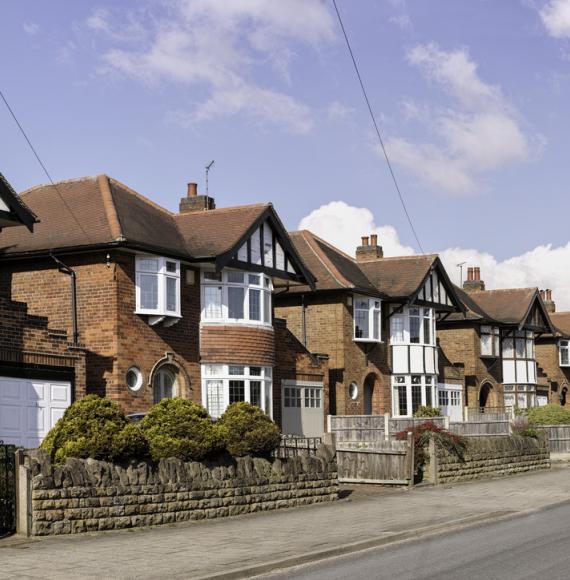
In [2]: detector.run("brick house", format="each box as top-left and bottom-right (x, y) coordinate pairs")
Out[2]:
(0, 172), (87, 448)
(438, 267), (554, 412)
(273, 232), (465, 422)
(0, 175), (327, 445)
(534, 292), (570, 406)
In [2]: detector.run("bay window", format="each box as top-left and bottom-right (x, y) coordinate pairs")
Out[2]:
(201, 269), (272, 326)
(201, 364), (272, 418)
(480, 326), (500, 357)
(390, 307), (435, 346)
(392, 375), (436, 417)
(502, 330), (537, 408)
(354, 295), (381, 342)
(135, 256), (181, 317)
(560, 340), (570, 367)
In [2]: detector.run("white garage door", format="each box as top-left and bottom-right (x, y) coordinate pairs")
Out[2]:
(0, 377), (71, 448)
(282, 380), (324, 438)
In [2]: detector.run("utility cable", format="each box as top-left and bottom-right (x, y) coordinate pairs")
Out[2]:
(332, 0), (425, 254)
(0, 88), (93, 242)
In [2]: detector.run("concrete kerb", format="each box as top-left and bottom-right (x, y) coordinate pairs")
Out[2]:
(199, 499), (570, 580)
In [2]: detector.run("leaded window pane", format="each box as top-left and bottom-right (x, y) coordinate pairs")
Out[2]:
(140, 274), (159, 310)
(250, 381), (262, 408)
(229, 380), (245, 403)
(204, 286), (222, 318)
(249, 288), (261, 321)
(166, 277), (177, 312)
(228, 286), (245, 319)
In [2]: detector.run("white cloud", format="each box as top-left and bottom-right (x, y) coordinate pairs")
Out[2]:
(299, 201), (570, 310)
(88, 0), (334, 133)
(298, 201), (415, 258)
(327, 101), (354, 122)
(23, 22), (39, 36)
(540, 0), (570, 38)
(386, 44), (534, 194)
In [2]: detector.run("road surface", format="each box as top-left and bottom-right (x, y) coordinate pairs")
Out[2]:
(262, 502), (570, 580)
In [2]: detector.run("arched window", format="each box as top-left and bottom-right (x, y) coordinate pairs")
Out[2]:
(153, 367), (177, 403)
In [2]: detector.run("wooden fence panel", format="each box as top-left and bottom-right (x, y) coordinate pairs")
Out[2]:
(450, 421), (510, 437)
(336, 437), (413, 485)
(535, 425), (570, 453)
(329, 415), (386, 443)
(390, 417), (446, 433)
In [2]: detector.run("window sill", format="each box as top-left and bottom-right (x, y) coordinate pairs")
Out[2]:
(200, 320), (274, 331)
(353, 338), (383, 344)
(480, 354), (499, 359)
(135, 310), (182, 317)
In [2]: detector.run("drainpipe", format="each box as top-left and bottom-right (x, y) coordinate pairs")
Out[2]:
(50, 254), (79, 347)
(301, 294), (307, 348)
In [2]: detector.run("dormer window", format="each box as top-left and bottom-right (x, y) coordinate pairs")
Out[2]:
(560, 340), (570, 367)
(135, 256), (181, 318)
(354, 296), (381, 342)
(480, 326), (500, 357)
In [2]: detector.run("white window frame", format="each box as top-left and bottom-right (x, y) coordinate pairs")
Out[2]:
(201, 364), (273, 419)
(390, 306), (436, 346)
(560, 340), (570, 367)
(503, 383), (537, 409)
(391, 374), (437, 417)
(480, 325), (500, 357)
(353, 295), (382, 343)
(201, 269), (273, 327)
(282, 380), (323, 410)
(135, 255), (181, 317)
(501, 330), (537, 385)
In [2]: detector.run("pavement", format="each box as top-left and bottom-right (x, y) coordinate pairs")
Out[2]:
(1, 465), (570, 579)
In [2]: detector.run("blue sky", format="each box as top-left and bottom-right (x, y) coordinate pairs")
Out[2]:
(2, 1), (570, 305)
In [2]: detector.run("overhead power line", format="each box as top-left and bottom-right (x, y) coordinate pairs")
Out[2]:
(0, 88), (93, 242)
(331, 0), (425, 255)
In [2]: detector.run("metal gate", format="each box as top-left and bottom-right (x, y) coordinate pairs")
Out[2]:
(0, 442), (16, 535)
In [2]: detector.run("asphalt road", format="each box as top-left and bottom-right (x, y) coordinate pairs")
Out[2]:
(262, 502), (570, 580)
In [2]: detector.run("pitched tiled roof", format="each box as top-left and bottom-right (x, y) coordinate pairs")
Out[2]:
(549, 312), (570, 338)
(175, 204), (269, 259)
(445, 285), (495, 322)
(0, 176), (270, 260)
(286, 231), (381, 295)
(358, 254), (438, 299)
(465, 288), (539, 325)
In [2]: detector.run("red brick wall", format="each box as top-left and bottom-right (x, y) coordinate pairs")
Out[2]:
(200, 326), (275, 366)
(535, 339), (570, 405)
(0, 295), (86, 398)
(275, 292), (392, 417)
(273, 318), (328, 429)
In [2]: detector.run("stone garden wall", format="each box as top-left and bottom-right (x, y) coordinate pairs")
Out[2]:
(433, 436), (550, 484)
(21, 450), (338, 536)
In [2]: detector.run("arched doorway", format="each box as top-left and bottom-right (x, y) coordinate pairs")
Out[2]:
(479, 382), (494, 410)
(153, 366), (177, 403)
(363, 373), (376, 415)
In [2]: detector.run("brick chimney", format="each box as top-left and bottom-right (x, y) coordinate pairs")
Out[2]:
(179, 182), (216, 214)
(463, 266), (485, 293)
(542, 288), (556, 313)
(356, 233), (384, 263)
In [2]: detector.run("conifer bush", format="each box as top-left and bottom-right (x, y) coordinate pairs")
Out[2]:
(217, 402), (281, 458)
(526, 404), (570, 425)
(139, 398), (223, 461)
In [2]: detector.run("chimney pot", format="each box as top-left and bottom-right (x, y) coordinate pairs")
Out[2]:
(475, 267), (481, 281)
(540, 290), (545, 300)
(187, 183), (198, 197)
(361, 236), (369, 246)
(467, 267), (474, 281)
(370, 234), (378, 246)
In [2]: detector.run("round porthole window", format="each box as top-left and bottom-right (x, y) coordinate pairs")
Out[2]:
(126, 367), (143, 392)
(349, 382), (359, 400)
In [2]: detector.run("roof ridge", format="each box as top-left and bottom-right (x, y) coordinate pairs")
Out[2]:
(476, 287), (537, 294)
(19, 175), (98, 196)
(299, 230), (352, 289)
(370, 253), (438, 261)
(97, 175), (125, 242)
(175, 202), (271, 217)
(294, 230), (359, 263)
(108, 177), (175, 217)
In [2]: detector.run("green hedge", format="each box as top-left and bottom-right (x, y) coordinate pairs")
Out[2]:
(217, 402), (281, 458)
(527, 404), (570, 425)
(139, 398), (224, 462)
(413, 406), (442, 418)
(40, 395), (143, 464)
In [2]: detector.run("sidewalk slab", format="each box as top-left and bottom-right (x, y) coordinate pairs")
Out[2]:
(1, 465), (570, 579)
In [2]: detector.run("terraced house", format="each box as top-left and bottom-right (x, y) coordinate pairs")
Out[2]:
(0, 175), (327, 446)
(437, 268), (554, 412)
(273, 232), (465, 424)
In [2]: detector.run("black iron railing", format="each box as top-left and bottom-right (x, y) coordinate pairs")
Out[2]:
(0, 442), (16, 535)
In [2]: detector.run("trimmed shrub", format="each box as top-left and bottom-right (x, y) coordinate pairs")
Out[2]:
(413, 406), (442, 418)
(40, 395), (132, 464)
(217, 402), (281, 458)
(140, 398), (223, 461)
(113, 423), (150, 461)
(527, 404), (570, 425)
